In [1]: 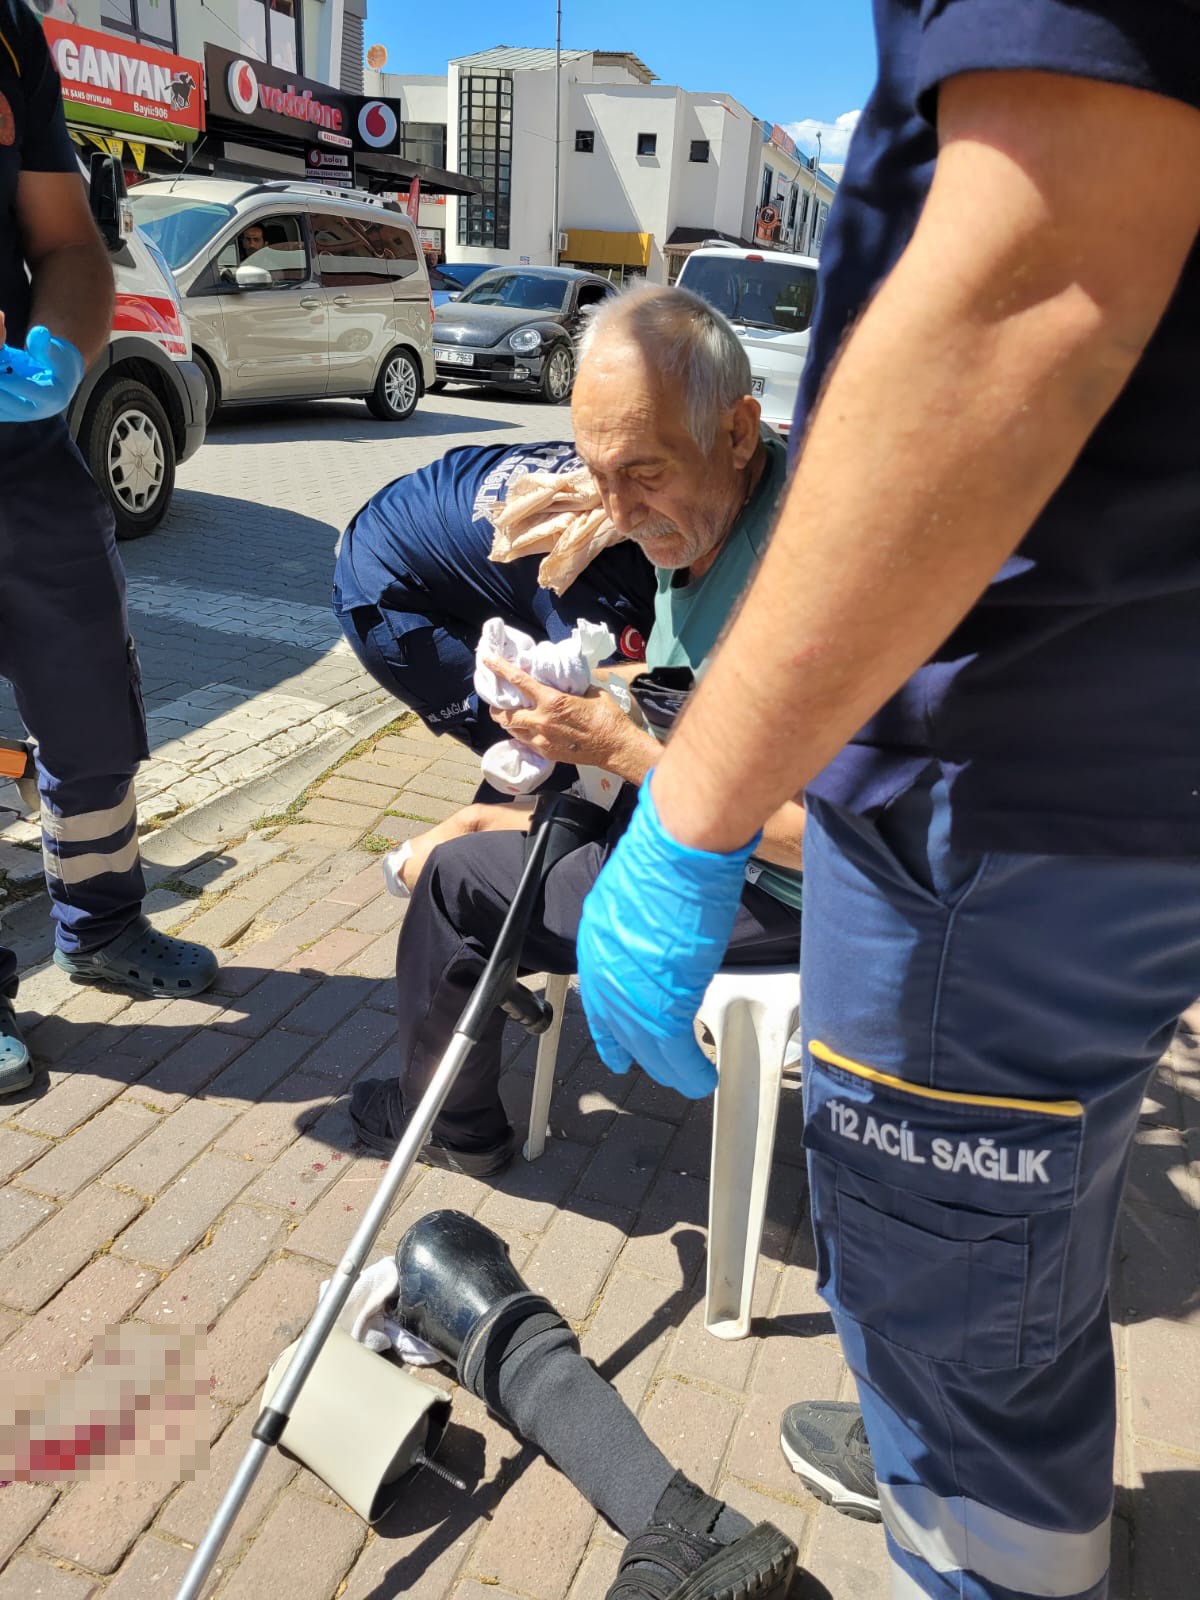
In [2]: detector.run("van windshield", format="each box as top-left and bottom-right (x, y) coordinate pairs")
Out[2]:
(682, 256), (817, 334)
(128, 194), (236, 270)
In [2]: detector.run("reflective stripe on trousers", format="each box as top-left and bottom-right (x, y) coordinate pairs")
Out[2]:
(0, 419), (149, 958)
(799, 773), (1200, 1600)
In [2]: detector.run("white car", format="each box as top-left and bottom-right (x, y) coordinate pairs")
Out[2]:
(676, 245), (819, 438)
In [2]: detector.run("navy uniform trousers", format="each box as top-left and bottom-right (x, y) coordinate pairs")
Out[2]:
(0, 418), (148, 1001)
(393, 794), (801, 1151)
(800, 771), (1200, 1600)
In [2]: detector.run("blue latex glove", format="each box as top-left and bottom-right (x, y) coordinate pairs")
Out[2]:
(0, 326), (86, 423)
(577, 776), (760, 1099)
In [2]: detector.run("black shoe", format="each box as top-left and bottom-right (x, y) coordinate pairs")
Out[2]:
(394, 1209), (556, 1368)
(349, 1077), (515, 1175)
(0, 1000), (34, 1096)
(608, 1473), (797, 1600)
(779, 1401), (880, 1522)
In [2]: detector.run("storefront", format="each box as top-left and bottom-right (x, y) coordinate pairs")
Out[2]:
(558, 229), (652, 285)
(41, 19), (204, 179)
(198, 46), (478, 209)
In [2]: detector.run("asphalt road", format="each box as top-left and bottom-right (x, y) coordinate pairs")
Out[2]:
(0, 385), (571, 838)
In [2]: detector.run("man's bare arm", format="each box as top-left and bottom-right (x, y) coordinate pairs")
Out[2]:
(651, 71), (1200, 852)
(17, 172), (114, 364)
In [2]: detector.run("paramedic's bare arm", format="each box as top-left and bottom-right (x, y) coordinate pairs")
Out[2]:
(17, 172), (114, 364)
(650, 71), (1200, 853)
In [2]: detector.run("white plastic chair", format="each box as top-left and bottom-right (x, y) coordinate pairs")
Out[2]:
(523, 965), (800, 1341)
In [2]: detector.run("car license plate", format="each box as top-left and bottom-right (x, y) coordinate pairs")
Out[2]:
(435, 348), (474, 366)
(750, 376), (765, 396)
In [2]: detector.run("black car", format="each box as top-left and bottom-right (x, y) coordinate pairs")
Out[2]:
(431, 267), (616, 403)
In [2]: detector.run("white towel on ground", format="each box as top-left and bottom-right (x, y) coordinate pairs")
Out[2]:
(317, 1258), (442, 1365)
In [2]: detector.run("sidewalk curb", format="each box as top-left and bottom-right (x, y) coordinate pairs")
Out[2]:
(0, 690), (398, 948)
(138, 689), (397, 876)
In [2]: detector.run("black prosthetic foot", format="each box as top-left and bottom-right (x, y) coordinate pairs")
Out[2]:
(394, 1209), (558, 1369)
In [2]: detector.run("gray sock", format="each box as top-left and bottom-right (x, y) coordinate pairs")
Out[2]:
(462, 1302), (750, 1543)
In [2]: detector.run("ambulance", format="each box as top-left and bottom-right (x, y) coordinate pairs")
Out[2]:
(68, 153), (206, 540)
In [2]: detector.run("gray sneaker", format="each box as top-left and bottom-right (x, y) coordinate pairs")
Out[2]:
(779, 1401), (881, 1522)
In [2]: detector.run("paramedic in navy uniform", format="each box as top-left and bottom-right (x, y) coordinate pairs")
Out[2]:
(0, 0), (217, 1095)
(576, 4), (1200, 1598)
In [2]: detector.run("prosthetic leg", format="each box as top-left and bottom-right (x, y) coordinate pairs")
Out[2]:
(396, 1211), (799, 1600)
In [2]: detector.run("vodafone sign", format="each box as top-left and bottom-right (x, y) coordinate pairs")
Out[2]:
(226, 59), (259, 116)
(206, 46), (407, 159)
(357, 101), (397, 149)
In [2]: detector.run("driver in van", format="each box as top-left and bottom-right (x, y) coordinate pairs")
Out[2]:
(0, 0), (218, 1094)
(238, 222), (266, 259)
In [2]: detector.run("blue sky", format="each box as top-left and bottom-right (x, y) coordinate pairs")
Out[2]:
(366, 1), (877, 161)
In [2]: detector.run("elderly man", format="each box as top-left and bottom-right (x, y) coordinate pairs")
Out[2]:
(349, 284), (805, 1168)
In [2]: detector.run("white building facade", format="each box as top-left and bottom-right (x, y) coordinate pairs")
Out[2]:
(57, 0), (366, 91)
(371, 46), (836, 282)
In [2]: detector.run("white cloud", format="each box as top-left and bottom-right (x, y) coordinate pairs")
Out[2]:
(784, 109), (861, 164)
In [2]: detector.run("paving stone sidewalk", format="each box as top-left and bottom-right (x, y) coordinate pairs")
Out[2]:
(0, 720), (1196, 1599)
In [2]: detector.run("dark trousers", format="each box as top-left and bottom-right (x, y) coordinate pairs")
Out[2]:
(393, 799), (802, 1149)
(0, 420), (149, 997)
(801, 772), (1200, 1598)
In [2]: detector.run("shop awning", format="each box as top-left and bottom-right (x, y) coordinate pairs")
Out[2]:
(354, 151), (481, 198)
(665, 225), (752, 251)
(561, 229), (652, 269)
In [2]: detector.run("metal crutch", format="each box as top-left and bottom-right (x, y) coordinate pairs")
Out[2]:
(175, 794), (603, 1600)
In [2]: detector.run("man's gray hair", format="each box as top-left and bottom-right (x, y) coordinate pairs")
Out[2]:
(578, 282), (752, 451)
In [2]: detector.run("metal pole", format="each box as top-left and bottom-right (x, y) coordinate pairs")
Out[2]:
(551, 0), (562, 263)
(805, 130), (822, 254)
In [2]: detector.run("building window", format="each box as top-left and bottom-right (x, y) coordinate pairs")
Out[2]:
(401, 123), (447, 169)
(457, 69), (513, 250)
(760, 163), (774, 210)
(689, 139), (710, 163)
(100, 0), (177, 51)
(636, 132), (657, 157)
(236, 0), (302, 74)
(787, 184), (799, 231)
(575, 130), (595, 153)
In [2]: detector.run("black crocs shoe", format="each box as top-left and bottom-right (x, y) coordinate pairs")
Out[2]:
(350, 1077), (515, 1175)
(780, 1401), (880, 1522)
(608, 1473), (798, 1600)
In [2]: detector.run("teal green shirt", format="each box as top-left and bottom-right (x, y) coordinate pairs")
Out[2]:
(644, 435), (802, 913)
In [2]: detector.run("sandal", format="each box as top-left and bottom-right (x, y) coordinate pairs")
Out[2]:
(54, 916), (219, 997)
(1, 1001), (34, 1095)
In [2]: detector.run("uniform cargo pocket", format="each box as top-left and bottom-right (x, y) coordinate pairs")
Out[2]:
(835, 1178), (1026, 1368)
(803, 1040), (1084, 1367)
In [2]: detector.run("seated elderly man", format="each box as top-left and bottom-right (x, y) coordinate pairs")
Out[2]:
(351, 285), (805, 1168)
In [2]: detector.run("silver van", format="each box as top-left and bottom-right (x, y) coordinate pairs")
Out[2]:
(128, 177), (434, 424)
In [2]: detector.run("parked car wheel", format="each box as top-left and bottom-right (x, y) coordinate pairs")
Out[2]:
(196, 351), (220, 428)
(540, 342), (574, 404)
(80, 376), (176, 541)
(367, 348), (421, 421)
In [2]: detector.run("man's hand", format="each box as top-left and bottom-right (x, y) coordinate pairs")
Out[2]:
(486, 657), (658, 781)
(0, 320), (85, 423)
(576, 777), (759, 1099)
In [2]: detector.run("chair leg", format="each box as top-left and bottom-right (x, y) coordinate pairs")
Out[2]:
(704, 1001), (789, 1340)
(523, 972), (571, 1162)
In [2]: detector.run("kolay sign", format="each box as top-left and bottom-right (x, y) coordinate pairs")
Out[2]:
(45, 21), (204, 145)
(205, 45), (409, 165)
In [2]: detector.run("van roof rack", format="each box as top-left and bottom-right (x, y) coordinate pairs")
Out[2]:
(239, 178), (399, 209)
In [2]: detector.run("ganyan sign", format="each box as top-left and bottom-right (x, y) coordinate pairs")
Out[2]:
(44, 22), (204, 144)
